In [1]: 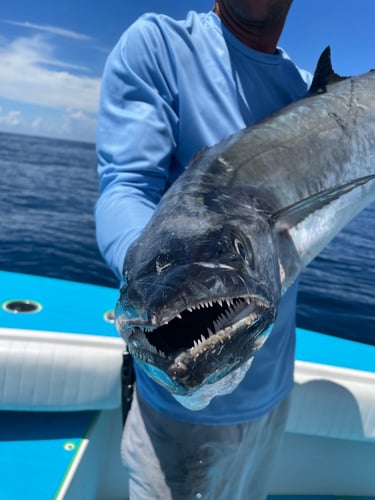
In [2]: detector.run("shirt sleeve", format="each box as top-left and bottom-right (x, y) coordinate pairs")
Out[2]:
(95, 18), (179, 279)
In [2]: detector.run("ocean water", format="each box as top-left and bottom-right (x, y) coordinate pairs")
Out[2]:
(0, 131), (374, 344)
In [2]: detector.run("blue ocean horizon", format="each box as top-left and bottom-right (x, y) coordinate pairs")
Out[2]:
(0, 131), (374, 345)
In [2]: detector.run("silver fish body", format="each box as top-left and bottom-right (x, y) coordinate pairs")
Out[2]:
(116, 48), (375, 404)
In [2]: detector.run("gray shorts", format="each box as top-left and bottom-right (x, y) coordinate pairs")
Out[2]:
(121, 389), (290, 500)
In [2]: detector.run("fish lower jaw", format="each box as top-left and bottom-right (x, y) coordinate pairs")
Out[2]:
(187, 307), (260, 357)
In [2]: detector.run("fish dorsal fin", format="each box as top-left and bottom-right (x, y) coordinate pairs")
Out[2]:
(272, 175), (375, 231)
(309, 46), (348, 94)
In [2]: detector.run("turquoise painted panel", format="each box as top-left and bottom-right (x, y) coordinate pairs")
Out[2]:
(0, 411), (96, 499)
(0, 271), (119, 337)
(296, 328), (375, 374)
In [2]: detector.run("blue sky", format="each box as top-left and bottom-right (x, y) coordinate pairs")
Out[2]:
(1, 0), (374, 142)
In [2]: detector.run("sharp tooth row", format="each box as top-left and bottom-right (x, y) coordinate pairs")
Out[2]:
(188, 298), (257, 354)
(149, 297), (253, 325)
(187, 298), (238, 312)
(192, 332), (212, 349)
(211, 298), (252, 333)
(130, 327), (167, 359)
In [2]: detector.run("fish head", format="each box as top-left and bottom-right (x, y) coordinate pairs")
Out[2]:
(116, 202), (282, 408)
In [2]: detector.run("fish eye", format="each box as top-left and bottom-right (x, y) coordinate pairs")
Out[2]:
(233, 238), (246, 260)
(232, 235), (254, 268)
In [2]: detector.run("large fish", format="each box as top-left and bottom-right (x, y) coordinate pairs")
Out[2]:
(115, 48), (375, 409)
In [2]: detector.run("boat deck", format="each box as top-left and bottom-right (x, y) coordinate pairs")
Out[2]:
(1, 271), (374, 499)
(0, 409), (373, 500)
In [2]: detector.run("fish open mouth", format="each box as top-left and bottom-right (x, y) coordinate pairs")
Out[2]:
(122, 295), (273, 392)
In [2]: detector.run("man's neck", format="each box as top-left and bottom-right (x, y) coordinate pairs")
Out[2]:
(213, 3), (286, 54)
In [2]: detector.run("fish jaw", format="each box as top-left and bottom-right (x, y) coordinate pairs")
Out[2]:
(116, 290), (277, 396)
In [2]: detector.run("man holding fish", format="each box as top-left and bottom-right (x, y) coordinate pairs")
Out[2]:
(96, 1), (311, 498)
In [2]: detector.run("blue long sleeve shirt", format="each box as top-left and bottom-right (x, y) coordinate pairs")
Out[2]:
(95, 11), (311, 424)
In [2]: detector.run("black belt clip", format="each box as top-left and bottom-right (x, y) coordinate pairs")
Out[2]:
(121, 348), (135, 425)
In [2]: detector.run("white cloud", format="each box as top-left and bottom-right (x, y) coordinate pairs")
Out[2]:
(0, 25), (103, 141)
(3, 20), (93, 41)
(0, 108), (22, 126)
(0, 35), (100, 113)
(61, 107), (97, 140)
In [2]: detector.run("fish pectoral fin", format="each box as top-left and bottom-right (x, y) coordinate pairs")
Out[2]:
(272, 175), (375, 232)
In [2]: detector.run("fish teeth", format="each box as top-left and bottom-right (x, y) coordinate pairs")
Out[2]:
(190, 332), (214, 351)
(187, 300), (219, 311)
